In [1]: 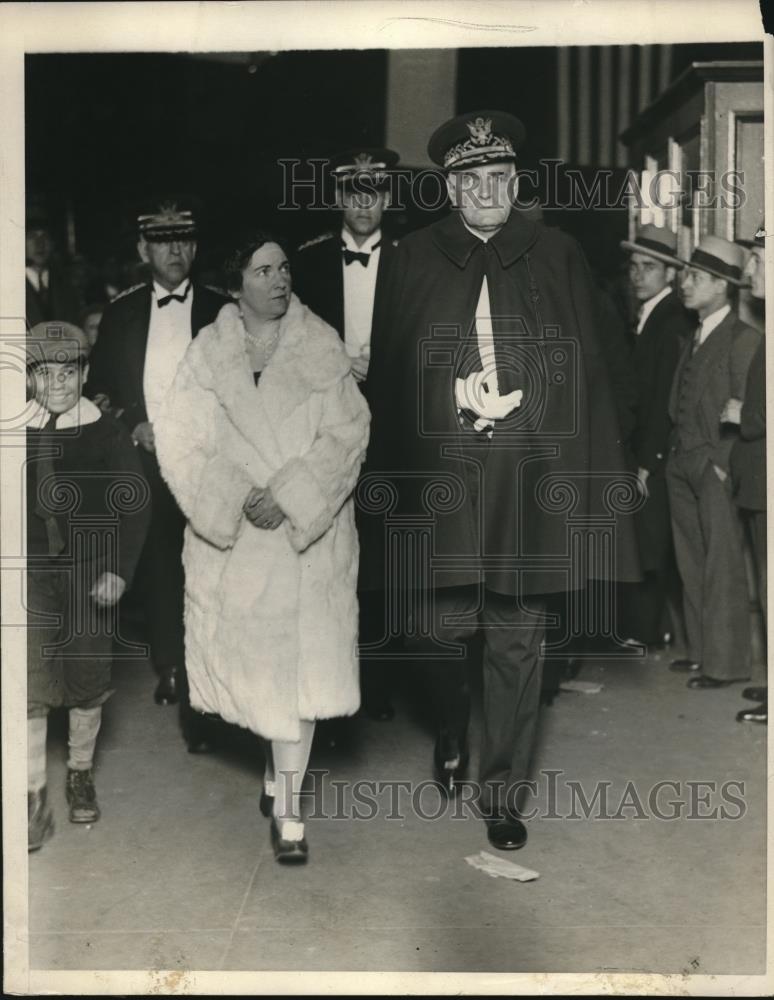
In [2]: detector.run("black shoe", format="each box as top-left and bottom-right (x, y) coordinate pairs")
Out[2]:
(736, 703), (767, 723)
(486, 815), (528, 851)
(687, 674), (733, 690)
(670, 658), (701, 673)
(154, 666), (181, 705)
(181, 703), (216, 754)
(743, 686), (768, 702)
(270, 818), (309, 864)
(66, 768), (100, 824)
(433, 734), (469, 797)
(28, 787), (54, 851)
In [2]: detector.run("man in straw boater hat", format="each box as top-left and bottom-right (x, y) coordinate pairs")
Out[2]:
(292, 146), (401, 722)
(730, 226), (767, 722)
(362, 109), (639, 851)
(666, 234), (762, 689)
(86, 198), (229, 749)
(618, 225), (695, 651)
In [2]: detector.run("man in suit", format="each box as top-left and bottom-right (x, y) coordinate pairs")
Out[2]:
(731, 230), (767, 722)
(293, 148), (401, 721)
(666, 235), (762, 690)
(25, 212), (81, 328)
(619, 225), (695, 648)
(86, 200), (229, 748)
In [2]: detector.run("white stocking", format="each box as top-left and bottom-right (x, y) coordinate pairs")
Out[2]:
(28, 716), (48, 793)
(271, 720), (315, 825)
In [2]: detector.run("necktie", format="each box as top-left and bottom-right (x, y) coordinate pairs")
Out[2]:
(157, 283), (191, 307)
(342, 248), (370, 267)
(691, 324), (703, 355)
(34, 412), (65, 555)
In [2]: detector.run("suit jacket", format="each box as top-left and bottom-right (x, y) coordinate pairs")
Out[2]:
(731, 337), (766, 511)
(668, 310), (761, 472)
(633, 290), (695, 474)
(291, 231), (399, 341)
(86, 281), (230, 434)
(26, 266), (81, 328)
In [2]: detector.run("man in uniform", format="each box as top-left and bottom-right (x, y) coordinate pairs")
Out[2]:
(293, 148), (401, 720)
(86, 200), (229, 748)
(666, 236), (761, 689)
(292, 146), (400, 382)
(619, 225), (694, 649)
(363, 110), (638, 850)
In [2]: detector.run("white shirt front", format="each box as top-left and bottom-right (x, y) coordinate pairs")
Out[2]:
(341, 228), (381, 358)
(636, 285), (672, 335)
(25, 395), (102, 429)
(143, 280), (193, 424)
(696, 303), (731, 348)
(26, 266), (49, 293)
(453, 222), (500, 431)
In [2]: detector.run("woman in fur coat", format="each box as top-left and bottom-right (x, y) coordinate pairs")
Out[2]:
(154, 231), (370, 863)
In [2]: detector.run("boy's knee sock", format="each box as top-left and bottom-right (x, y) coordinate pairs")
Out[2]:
(28, 716), (48, 792)
(68, 706), (102, 771)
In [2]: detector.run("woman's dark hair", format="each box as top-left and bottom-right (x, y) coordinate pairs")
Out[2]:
(223, 229), (290, 292)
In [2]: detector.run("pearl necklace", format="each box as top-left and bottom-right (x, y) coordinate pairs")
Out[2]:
(241, 312), (280, 366)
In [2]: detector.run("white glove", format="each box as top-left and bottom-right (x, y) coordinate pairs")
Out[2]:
(455, 369), (523, 422)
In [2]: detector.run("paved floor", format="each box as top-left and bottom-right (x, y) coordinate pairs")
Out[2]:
(29, 638), (766, 975)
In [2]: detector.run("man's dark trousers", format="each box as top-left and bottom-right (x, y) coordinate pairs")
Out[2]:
(411, 584), (545, 816)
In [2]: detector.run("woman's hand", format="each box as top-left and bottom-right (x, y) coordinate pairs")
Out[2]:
(244, 486), (286, 530)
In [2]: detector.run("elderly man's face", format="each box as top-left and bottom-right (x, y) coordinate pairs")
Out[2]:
(744, 246), (765, 301)
(446, 162), (517, 233)
(138, 238), (197, 291)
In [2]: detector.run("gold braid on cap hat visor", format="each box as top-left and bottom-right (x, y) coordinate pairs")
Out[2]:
(444, 134), (515, 169)
(138, 207), (196, 238)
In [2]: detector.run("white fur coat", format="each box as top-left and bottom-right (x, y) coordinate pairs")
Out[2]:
(154, 297), (370, 741)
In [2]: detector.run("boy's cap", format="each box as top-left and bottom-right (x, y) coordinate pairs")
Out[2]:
(27, 321), (91, 365)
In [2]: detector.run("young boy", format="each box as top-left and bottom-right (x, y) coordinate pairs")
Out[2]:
(26, 321), (150, 851)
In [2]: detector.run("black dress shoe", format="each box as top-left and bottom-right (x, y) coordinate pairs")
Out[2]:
(433, 734), (469, 797)
(687, 674), (733, 690)
(183, 710), (216, 754)
(154, 666), (181, 705)
(743, 686), (768, 702)
(736, 703), (768, 723)
(670, 658), (701, 673)
(486, 816), (528, 851)
(270, 818), (309, 864)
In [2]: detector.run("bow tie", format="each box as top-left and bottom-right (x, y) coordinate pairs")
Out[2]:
(342, 248), (371, 267)
(156, 283), (191, 307)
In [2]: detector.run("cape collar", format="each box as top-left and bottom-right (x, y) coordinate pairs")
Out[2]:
(430, 210), (538, 269)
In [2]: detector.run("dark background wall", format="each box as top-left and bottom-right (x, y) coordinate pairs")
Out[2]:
(26, 42), (762, 282)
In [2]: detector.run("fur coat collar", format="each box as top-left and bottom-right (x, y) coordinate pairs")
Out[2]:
(191, 295), (351, 472)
